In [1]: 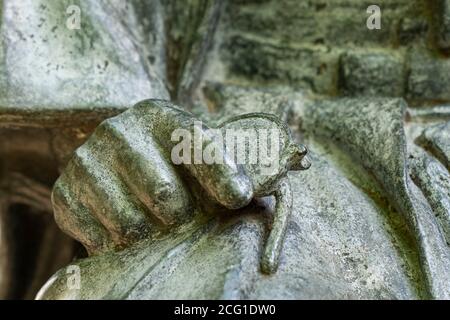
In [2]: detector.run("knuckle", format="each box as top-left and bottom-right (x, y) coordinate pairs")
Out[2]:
(51, 183), (73, 231)
(51, 178), (71, 209)
(72, 144), (90, 164)
(95, 118), (126, 143)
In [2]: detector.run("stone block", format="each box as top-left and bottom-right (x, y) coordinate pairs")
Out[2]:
(433, 0), (450, 50)
(339, 50), (405, 96)
(407, 49), (450, 101)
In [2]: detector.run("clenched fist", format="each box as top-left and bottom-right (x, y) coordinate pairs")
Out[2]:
(52, 100), (310, 273)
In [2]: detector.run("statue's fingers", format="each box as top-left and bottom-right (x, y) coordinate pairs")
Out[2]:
(131, 100), (254, 210)
(52, 179), (113, 255)
(66, 145), (156, 248)
(183, 152), (254, 210)
(94, 118), (194, 226)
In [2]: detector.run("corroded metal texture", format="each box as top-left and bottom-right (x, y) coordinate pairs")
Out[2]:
(50, 99), (309, 274)
(0, 0), (449, 300)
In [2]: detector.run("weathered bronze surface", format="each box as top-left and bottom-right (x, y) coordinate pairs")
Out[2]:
(0, 0), (449, 299)
(51, 99), (310, 275)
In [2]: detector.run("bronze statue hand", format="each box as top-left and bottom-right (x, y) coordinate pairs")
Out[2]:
(52, 99), (310, 274)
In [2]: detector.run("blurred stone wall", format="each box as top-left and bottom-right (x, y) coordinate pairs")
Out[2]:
(211, 0), (450, 104)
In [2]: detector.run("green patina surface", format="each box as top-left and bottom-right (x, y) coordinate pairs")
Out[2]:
(0, 0), (449, 299)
